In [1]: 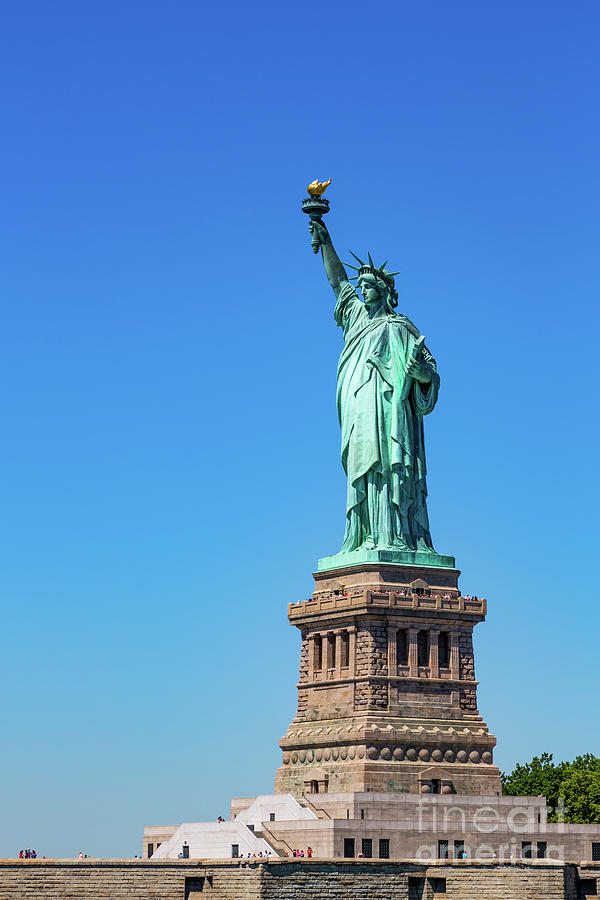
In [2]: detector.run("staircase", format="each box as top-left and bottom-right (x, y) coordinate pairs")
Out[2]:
(299, 793), (331, 820)
(255, 825), (294, 857)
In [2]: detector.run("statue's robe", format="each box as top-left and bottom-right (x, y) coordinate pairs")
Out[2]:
(334, 281), (440, 553)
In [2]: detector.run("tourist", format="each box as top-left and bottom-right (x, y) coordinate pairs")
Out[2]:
(307, 846), (313, 857)
(18, 850), (23, 859)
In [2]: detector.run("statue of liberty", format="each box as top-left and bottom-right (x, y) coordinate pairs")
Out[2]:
(308, 214), (445, 564)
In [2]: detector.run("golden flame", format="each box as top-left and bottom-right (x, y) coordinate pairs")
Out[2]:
(307, 178), (332, 198)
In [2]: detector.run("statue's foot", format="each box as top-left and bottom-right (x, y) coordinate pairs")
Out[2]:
(359, 538), (376, 550)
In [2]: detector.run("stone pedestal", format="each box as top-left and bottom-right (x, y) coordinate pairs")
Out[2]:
(274, 561), (501, 798)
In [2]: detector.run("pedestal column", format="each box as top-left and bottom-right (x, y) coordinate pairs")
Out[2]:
(387, 626), (397, 676)
(348, 626), (357, 677)
(450, 632), (460, 679)
(334, 630), (343, 679)
(408, 628), (419, 677)
(326, 631), (335, 672)
(429, 629), (440, 679)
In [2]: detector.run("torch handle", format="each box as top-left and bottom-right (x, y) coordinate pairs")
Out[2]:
(310, 215), (322, 254)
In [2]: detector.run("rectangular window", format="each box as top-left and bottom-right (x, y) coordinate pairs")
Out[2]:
(360, 808), (365, 820)
(361, 838), (372, 858)
(593, 843), (600, 861)
(429, 878), (447, 895)
(379, 838), (390, 859)
(343, 838), (355, 858)
(147, 843), (154, 858)
(328, 634), (336, 669)
(185, 878), (205, 898)
(269, 813), (275, 822)
(438, 632), (450, 668)
(231, 844), (239, 858)
(454, 840), (464, 859)
(537, 841), (547, 859)
(397, 629), (409, 665)
(314, 635), (322, 670)
(521, 841), (532, 859)
(579, 878), (598, 895)
(341, 632), (350, 667)
(438, 839), (448, 859)
(418, 630), (429, 667)
(182, 845), (190, 859)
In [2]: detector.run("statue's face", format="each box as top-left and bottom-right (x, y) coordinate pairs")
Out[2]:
(358, 276), (383, 312)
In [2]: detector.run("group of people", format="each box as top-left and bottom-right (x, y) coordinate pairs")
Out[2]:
(302, 589), (479, 604)
(18, 849), (37, 858)
(303, 593), (349, 603)
(288, 847), (312, 857)
(236, 848), (313, 859)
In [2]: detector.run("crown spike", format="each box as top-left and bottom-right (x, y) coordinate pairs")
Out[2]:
(348, 250), (365, 266)
(380, 260), (388, 271)
(367, 251), (375, 267)
(345, 263), (361, 271)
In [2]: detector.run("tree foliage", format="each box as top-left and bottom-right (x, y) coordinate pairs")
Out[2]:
(501, 753), (600, 823)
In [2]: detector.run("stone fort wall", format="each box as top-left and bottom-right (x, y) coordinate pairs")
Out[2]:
(0, 858), (597, 900)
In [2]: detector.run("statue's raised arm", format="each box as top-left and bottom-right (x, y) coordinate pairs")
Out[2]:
(309, 219), (349, 300)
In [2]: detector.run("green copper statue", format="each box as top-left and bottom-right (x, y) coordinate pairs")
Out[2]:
(304, 190), (449, 567)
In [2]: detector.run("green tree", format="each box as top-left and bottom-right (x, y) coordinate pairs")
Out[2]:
(559, 755), (600, 824)
(501, 753), (600, 823)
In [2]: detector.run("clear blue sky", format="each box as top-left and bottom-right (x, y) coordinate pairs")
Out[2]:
(1, 0), (598, 859)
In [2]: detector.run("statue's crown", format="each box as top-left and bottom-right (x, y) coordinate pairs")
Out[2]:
(346, 252), (400, 303)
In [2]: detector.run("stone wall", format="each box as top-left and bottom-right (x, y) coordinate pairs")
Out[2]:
(0, 858), (595, 900)
(261, 860), (575, 900)
(458, 633), (475, 682)
(354, 620), (389, 710)
(0, 860), (258, 899)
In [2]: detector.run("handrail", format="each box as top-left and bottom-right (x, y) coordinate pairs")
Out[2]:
(301, 793), (332, 820)
(259, 824), (294, 857)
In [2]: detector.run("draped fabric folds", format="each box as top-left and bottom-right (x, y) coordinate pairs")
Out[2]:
(334, 281), (439, 553)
